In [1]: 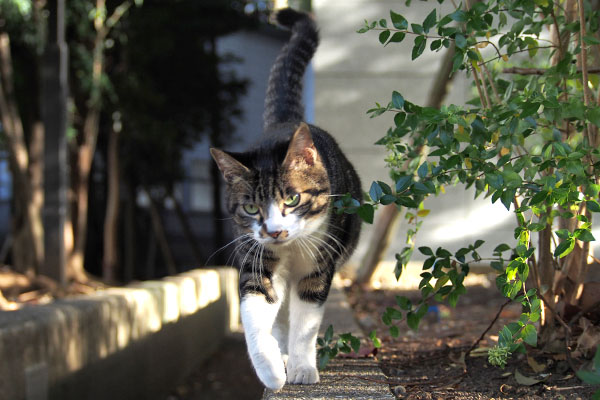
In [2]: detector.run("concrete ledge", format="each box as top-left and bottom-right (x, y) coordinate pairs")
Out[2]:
(263, 280), (394, 400)
(0, 267), (239, 400)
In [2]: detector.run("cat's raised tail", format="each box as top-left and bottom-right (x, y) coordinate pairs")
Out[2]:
(263, 8), (318, 131)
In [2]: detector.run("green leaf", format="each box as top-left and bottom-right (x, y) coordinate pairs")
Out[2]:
(379, 30), (391, 44)
(412, 35), (427, 60)
(577, 370), (600, 385)
(318, 352), (330, 370)
(430, 39), (442, 51)
(369, 181), (383, 202)
(357, 204), (375, 224)
(422, 9), (436, 33)
(417, 161), (428, 179)
(390, 325), (400, 337)
(369, 330), (382, 348)
(411, 23), (424, 34)
(455, 33), (467, 49)
(449, 9), (466, 22)
(392, 91), (405, 109)
(389, 31), (406, 43)
(576, 230), (595, 242)
(494, 243), (511, 253)
(386, 306), (403, 320)
(529, 190), (548, 206)
(395, 176), (412, 192)
(378, 181), (392, 194)
(380, 194), (396, 205)
(521, 324), (537, 347)
(554, 239), (575, 258)
(324, 325), (334, 342)
(418, 246), (433, 256)
(390, 11), (408, 30)
(396, 295), (412, 310)
(584, 35), (600, 45)
(406, 311), (421, 330)
(588, 200), (600, 213)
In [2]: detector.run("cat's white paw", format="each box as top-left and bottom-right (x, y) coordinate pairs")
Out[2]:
(256, 360), (286, 391)
(251, 336), (287, 390)
(286, 363), (319, 385)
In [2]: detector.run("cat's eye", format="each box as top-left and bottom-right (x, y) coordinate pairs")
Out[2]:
(284, 193), (300, 207)
(243, 204), (259, 215)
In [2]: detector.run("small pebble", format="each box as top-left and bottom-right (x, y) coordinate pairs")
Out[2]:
(392, 384), (407, 397)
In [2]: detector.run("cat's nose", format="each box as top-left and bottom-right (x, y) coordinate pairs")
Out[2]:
(268, 230), (282, 239)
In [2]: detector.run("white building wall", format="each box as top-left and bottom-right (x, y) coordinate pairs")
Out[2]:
(312, 0), (517, 268)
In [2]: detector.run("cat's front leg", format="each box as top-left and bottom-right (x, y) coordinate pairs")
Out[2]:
(241, 293), (287, 390)
(286, 286), (325, 385)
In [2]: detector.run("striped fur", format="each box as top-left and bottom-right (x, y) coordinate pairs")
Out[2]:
(263, 8), (318, 131)
(210, 8), (361, 389)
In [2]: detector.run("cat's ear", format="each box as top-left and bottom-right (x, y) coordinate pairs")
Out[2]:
(283, 123), (319, 168)
(210, 148), (250, 184)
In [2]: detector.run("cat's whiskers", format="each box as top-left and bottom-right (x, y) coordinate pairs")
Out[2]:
(307, 233), (342, 259)
(205, 233), (253, 266)
(320, 229), (347, 254)
(226, 236), (255, 268)
(305, 234), (334, 265)
(298, 236), (322, 274)
(258, 243), (266, 287)
(242, 241), (260, 285)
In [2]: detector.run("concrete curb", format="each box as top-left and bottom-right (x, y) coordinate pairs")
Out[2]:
(262, 281), (394, 399)
(0, 267), (239, 400)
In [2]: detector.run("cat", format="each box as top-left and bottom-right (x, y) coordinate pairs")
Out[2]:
(210, 8), (362, 390)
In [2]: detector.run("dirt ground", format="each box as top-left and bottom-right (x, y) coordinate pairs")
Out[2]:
(167, 283), (598, 400)
(346, 284), (598, 399)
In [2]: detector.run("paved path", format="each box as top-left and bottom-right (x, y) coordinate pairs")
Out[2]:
(262, 281), (394, 399)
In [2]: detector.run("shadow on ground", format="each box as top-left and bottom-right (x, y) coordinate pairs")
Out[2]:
(166, 332), (263, 400)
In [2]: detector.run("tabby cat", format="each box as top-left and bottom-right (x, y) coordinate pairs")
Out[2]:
(210, 8), (361, 390)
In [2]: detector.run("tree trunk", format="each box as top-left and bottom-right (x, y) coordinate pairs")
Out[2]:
(68, 141), (95, 282)
(143, 187), (177, 276)
(68, 30), (102, 282)
(123, 181), (136, 282)
(102, 126), (120, 282)
(0, 32), (43, 275)
(67, 0), (133, 282)
(170, 193), (204, 267)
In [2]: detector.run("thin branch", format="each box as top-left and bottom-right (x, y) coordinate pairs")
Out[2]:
(481, 60), (500, 102)
(465, 298), (512, 358)
(550, 7), (564, 61)
(478, 67), (493, 108)
(538, 292), (571, 332)
(503, 66), (600, 75)
(472, 66), (488, 109)
(483, 46), (556, 66)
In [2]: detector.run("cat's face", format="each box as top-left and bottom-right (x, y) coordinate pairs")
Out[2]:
(211, 123), (331, 246)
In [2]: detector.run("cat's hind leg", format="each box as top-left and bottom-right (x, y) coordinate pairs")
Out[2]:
(272, 290), (290, 366)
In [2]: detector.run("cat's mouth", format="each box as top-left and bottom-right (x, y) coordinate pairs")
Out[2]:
(262, 235), (295, 246)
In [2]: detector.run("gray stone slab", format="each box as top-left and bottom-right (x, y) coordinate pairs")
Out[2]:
(0, 268), (239, 400)
(262, 281), (394, 399)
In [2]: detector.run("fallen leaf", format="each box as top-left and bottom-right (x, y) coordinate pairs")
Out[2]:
(527, 356), (547, 373)
(469, 347), (490, 357)
(514, 369), (544, 386)
(449, 351), (466, 369)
